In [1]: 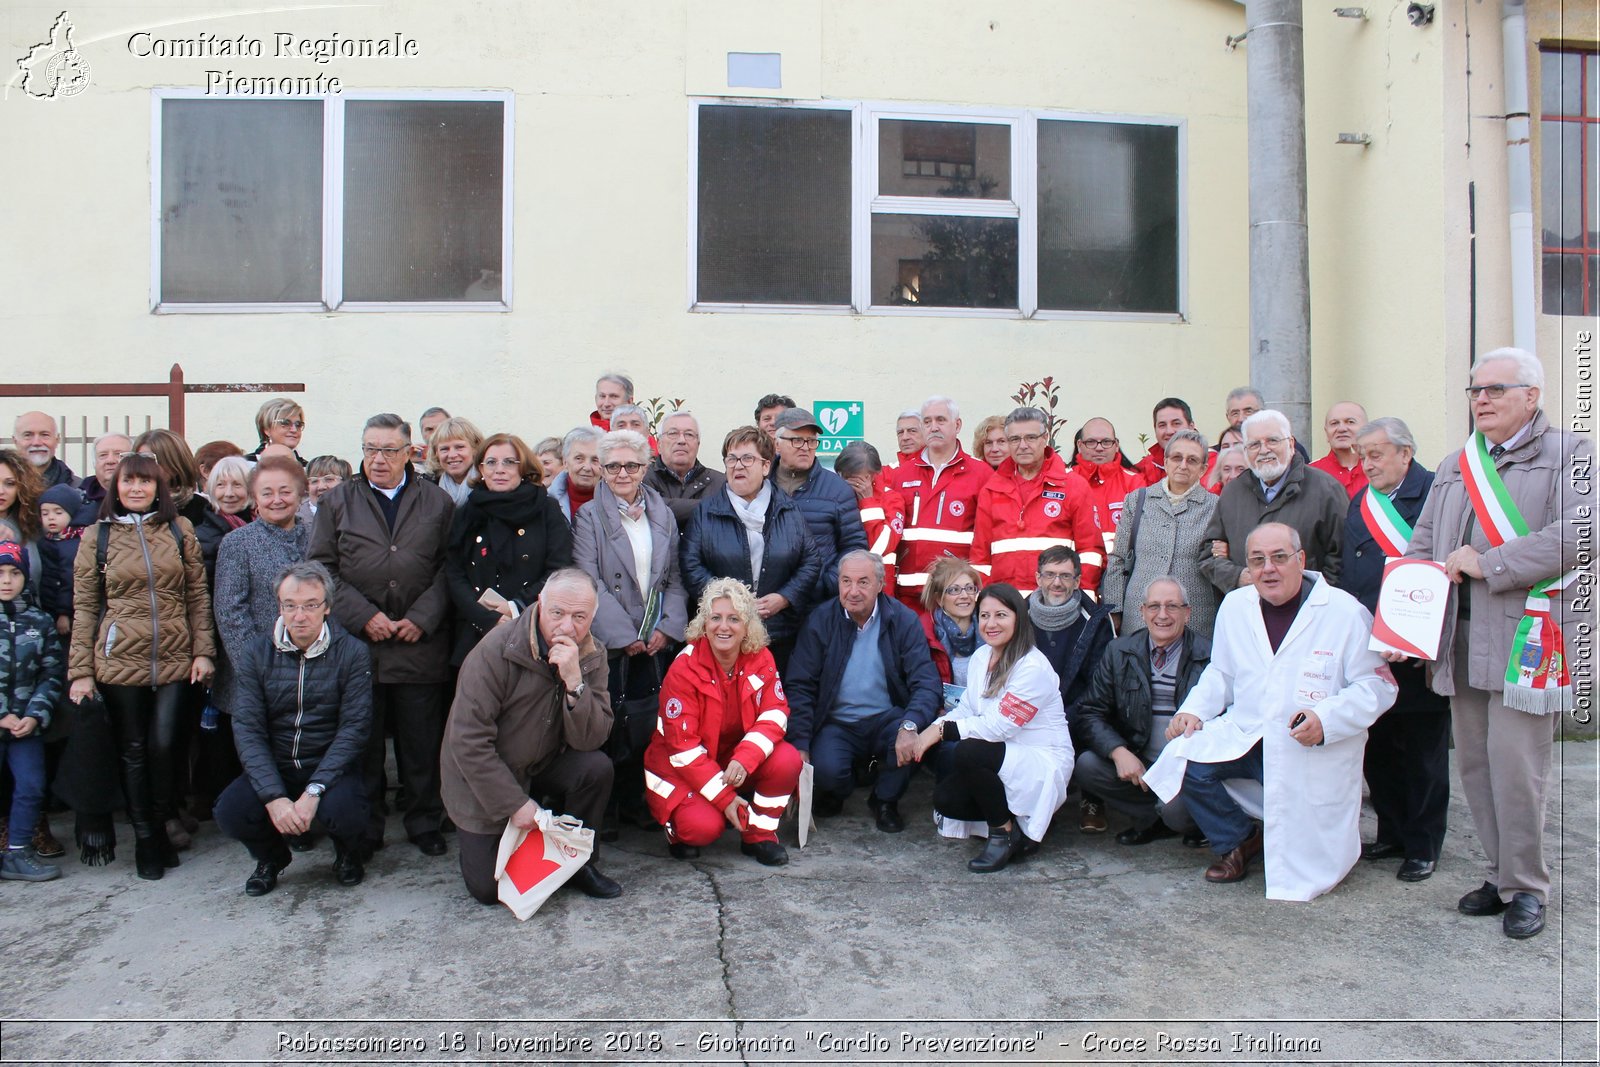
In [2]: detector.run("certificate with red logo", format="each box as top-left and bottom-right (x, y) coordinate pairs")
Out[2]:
(1369, 558), (1450, 660)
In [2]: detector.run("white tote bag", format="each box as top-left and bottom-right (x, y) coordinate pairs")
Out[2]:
(494, 809), (594, 921)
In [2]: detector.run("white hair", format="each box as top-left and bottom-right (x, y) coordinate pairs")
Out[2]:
(898, 409), (922, 422)
(561, 426), (604, 459)
(1241, 409), (1292, 440)
(1472, 347), (1544, 392)
(1357, 417), (1416, 452)
(662, 410), (700, 433)
(597, 429), (649, 464)
(920, 395), (961, 422)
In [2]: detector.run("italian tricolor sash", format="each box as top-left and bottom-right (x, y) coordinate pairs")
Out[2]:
(1359, 487), (1412, 556)
(1459, 432), (1575, 714)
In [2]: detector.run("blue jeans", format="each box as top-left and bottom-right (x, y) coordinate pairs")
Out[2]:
(1181, 740), (1263, 855)
(1, 732), (46, 840)
(810, 708), (914, 802)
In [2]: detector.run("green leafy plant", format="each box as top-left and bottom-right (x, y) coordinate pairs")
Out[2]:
(641, 397), (685, 437)
(1010, 377), (1066, 451)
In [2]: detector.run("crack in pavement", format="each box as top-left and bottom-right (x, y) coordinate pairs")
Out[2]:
(691, 860), (750, 1067)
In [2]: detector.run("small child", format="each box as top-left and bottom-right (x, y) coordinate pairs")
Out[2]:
(0, 541), (63, 881)
(37, 484), (86, 637)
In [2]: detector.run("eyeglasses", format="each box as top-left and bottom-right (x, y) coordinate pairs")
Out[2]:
(1465, 383), (1534, 400)
(118, 451), (157, 460)
(601, 462), (647, 475)
(1079, 437), (1117, 449)
(273, 419), (306, 430)
(943, 584), (979, 597)
(662, 429), (699, 441)
(1245, 551), (1297, 569)
(1005, 432), (1047, 446)
(1038, 571), (1078, 585)
(776, 435), (820, 450)
(361, 445), (408, 459)
(479, 457), (521, 469)
(1244, 436), (1289, 453)
(279, 600), (326, 615)
(1142, 600), (1190, 613)
(1166, 453), (1206, 467)
(725, 454), (765, 469)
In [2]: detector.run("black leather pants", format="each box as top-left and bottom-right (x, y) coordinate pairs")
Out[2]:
(102, 683), (186, 838)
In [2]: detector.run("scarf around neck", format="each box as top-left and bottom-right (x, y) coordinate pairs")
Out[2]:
(1028, 590), (1083, 633)
(727, 483), (771, 583)
(933, 607), (979, 659)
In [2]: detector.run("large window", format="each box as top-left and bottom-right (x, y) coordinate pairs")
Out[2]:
(1540, 48), (1598, 317)
(691, 101), (1184, 318)
(153, 90), (513, 312)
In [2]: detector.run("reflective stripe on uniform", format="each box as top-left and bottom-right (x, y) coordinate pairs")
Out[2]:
(989, 536), (1073, 555)
(900, 527), (974, 545)
(870, 528), (893, 555)
(747, 812), (781, 831)
(756, 709), (788, 730)
(859, 507), (886, 522)
(741, 731), (776, 757)
(971, 563), (993, 575)
(644, 770), (674, 798)
(669, 745), (707, 768)
(703, 772), (730, 797)
(897, 571), (931, 587)
(753, 791), (791, 808)
(1078, 551), (1104, 567)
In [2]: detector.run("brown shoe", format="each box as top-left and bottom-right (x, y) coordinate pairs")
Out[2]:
(1078, 800), (1107, 834)
(164, 818), (193, 851)
(32, 818), (65, 859)
(1204, 827), (1262, 883)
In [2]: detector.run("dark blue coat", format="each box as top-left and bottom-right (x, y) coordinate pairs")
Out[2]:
(37, 533), (81, 620)
(772, 464), (868, 600)
(1339, 460), (1448, 713)
(680, 487), (822, 643)
(784, 593), (943, 751)
(1033, 596), (1117, 722)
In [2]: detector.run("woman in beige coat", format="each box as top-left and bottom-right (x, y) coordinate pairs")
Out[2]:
(68, 452), (215, 880)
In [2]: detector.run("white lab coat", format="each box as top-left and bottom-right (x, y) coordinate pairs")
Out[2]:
(933, 645), (1073, 842)
(1144, 575), (1397, 901)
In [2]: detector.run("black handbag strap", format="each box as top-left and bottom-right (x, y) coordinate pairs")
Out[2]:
(1122, 487), (1147, 576)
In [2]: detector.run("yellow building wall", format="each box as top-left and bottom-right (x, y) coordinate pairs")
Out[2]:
(3, 0), (1253, 462)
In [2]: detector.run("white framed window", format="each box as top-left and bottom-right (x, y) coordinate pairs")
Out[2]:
(690, 99), (1185, 320)
(151, 89), (514, 313)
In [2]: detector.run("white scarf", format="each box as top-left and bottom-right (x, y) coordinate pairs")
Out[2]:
(727, 483), (771, 585)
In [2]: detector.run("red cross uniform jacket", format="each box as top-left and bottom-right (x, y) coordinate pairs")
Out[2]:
(1069, 459), (1149, 558)
(971, 451), (1103, 593)
(858, 488), (906, 592)
(883, 446), (993, 603)
(642, 640), (791, 823)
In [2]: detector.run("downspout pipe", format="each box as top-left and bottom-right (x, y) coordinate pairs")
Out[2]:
(1245, 0), (1313, 442)
(1502, 0), (1537, 353)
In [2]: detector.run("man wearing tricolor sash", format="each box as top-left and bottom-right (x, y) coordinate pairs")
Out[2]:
(1403, 348), (1593, 940)
(1340, 417), (1451, 883)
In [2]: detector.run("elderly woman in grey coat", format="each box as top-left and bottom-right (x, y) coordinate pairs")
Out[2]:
(572, 429), (688, 831)
(1102, 429), (1219, 639)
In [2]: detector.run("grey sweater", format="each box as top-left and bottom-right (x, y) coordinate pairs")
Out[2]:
(211, 517), (311, 712)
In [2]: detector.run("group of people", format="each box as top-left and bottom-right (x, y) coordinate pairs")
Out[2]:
(0, 350), (1585, 940)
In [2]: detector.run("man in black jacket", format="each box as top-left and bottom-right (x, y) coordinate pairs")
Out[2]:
(644, 411), (726, 529)
(1071, 577), (1208, 847)
(769, 407), (868, 600)
(785, 551), (942, 832)
(214, 561), (373, 896)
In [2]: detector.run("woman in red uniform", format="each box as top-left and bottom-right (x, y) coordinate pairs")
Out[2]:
(643, 577), (801, 867)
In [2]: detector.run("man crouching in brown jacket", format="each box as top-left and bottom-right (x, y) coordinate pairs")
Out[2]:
(441, 568), (621, 903)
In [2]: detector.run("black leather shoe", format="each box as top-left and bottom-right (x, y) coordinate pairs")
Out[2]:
(1117, 821), (1178, 846)
(1362, 840), (1405, 861)
(812, 792), (845, 818)
(740, 840), (789, 866)
(1182, 829), (1210, 849)
(1503, 892), (1546, 939)
(1458, 881), (1510, 916)
(332, 847), (364, 887)
(570, 863), (623, 899)
(1397, 858), (1436, 882)
(868, 795), (904, 834)
(134, 838), (165, 881)
(968, 825), (1021, 873)
(668, 843), (700, 860)
(244, 854), (290, 896)
(411, 831), (447, 857)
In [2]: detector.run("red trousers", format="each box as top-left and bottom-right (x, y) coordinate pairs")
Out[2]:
(667, 742), (802, 846)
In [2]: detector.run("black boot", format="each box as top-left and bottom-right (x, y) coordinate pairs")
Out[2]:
(968, 823), (1021, 873)
(152, 823), (180, 869)
(134, 837), (164, 880)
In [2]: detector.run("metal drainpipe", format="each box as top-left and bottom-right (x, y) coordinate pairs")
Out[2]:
(1502, 0), (1537, 353)
(1245, 0), (1313, 441)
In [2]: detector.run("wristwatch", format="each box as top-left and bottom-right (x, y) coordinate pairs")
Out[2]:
(566, 681), (586, 700)
(305, 782), (326, 797)
(900, 720), (919, 733)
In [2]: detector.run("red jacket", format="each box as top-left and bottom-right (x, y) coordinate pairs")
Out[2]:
(1069, 459), (1148, 558)
(858, 488), (906, 593)
(1133, 444), (1167, 486)
(918, 609), (953, 684)
(642, 640), (789, 823)
(883, 447), (993, 605)
(1310, 452), (1368, 498)
(971, 450), (1102, 592)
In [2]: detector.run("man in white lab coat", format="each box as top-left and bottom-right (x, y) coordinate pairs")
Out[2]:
(1144, 523), (1397, 901)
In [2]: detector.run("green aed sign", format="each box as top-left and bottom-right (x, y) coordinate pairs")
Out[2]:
(812, 400), (864, 459)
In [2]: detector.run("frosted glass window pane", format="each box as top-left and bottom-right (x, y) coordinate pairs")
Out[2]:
(343, 100), (505, 302)
(160, 99), (322, 303)
(878, 120), (1010, 199)
(871, 213), (1017, 309)
(1036, 119), (1178, 313)
(697, 106), (851, 304)
(1540, 51), (1581, 115)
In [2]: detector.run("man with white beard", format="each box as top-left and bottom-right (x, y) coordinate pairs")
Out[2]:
(1199, 409), (1347, 595)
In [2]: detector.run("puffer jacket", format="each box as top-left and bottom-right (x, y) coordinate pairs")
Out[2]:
(1072, 628), (1210, 758)
(771, 464), (868, 600)
(679, 487), (822, 642)
(68, 515), (216, 686)
(1, 589), (64, 728)
(230, 619), (373, 802)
